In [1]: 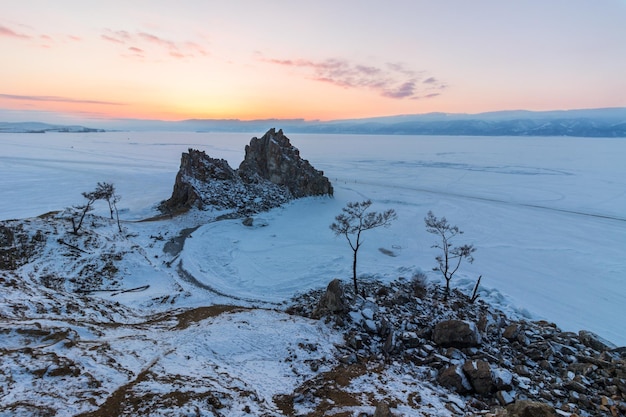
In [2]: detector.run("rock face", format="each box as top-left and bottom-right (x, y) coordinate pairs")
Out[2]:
(163, 150), (239, 211)
(161, 129), (332, 214)
(238, 128), (333, 198)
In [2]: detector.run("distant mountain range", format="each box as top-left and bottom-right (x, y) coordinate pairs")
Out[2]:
(2, 107), (626, 137)
(0, 122), (104, 133)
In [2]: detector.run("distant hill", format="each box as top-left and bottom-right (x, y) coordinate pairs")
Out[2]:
(2, 107), (625, 136)
(158, 107), (626, 137)
(286, 107), (626, 137)
(0, 122), (104, 133)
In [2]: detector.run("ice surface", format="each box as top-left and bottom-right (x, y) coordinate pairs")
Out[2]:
(1, 131), (625, 345)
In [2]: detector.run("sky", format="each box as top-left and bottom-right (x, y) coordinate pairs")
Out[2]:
(1, 0), (625, 123)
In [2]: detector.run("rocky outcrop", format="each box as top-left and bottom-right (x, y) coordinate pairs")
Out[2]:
(163, 150), (237, 211)
(161, 130), (332, 214)
(238, 128), (333, 197)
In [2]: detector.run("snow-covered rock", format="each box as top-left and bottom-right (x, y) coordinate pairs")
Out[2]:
(161, 129), (332, 214)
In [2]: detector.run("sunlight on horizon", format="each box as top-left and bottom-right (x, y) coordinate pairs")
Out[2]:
(1, 1), (625, 122)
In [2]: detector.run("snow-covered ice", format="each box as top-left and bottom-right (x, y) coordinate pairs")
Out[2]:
(1, 131), (625, 347)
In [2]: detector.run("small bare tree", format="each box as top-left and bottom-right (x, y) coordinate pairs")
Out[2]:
(94, 182), (115, 219)
(69, 182), (122, 234)
(70, 190), (98, 235)
(94, 182), (122, 232)
(330, 200), (397, 295)
(425, 211), (476, 298)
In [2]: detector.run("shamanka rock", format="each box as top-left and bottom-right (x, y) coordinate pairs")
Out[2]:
(160, 129), (332, 214)
(238, 128), (333, 197)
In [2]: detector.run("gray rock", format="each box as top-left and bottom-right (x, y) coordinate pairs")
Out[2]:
(313, 279), (347, 318)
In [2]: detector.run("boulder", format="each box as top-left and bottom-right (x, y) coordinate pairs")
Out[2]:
(506, 400), (557, 417)
(433, 319), (481, 348)
(437, 364), (473, 394)
(579, 330), (616, 352)
(503, 323), (522, 341)
(313, 279), (347, 318)
(462, 359), (494, 394)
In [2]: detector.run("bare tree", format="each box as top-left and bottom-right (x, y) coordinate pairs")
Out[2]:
(111, 193), (122, 233)
(70, 190), (98, 235)
(330, 200), (397, 295)
(94, 182), (122, 232)
(94, 182), (115, 219)
(68, 182), (123, 234)
(424, 210), (476, 297)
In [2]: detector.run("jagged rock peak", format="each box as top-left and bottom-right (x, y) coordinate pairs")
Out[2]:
(160, 130), (332, 214)
(238, 128), (333, 198)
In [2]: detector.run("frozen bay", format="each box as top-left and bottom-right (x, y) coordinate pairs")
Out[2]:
(1, 131), (625, 345)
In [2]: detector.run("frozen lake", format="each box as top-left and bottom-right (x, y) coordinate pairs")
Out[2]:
(1, 131), (625, 345)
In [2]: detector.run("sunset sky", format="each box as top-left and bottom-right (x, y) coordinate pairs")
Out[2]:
(1, 1), (625, 123)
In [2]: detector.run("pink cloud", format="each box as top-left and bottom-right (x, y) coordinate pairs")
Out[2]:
(102, 29), (208, 60)
(262, 56), (447, 100)
(0, 25), (31, 39)
(0, 93), (124, 106)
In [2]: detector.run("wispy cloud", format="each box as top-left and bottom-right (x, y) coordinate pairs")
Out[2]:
(0, 94), (124, 106)
(0, 25), (31, 39)
(263, 57), (446, 100)
(1, 23), (82, 48)
(102, 28), (208, 60)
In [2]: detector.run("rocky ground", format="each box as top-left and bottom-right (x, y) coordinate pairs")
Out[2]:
(2, 208), (625, 416)
(285, 276), (626, 416)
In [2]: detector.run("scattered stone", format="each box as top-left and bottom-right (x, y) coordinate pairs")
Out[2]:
(287, 278), (626, 417)
(242, 217), (254, 227)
